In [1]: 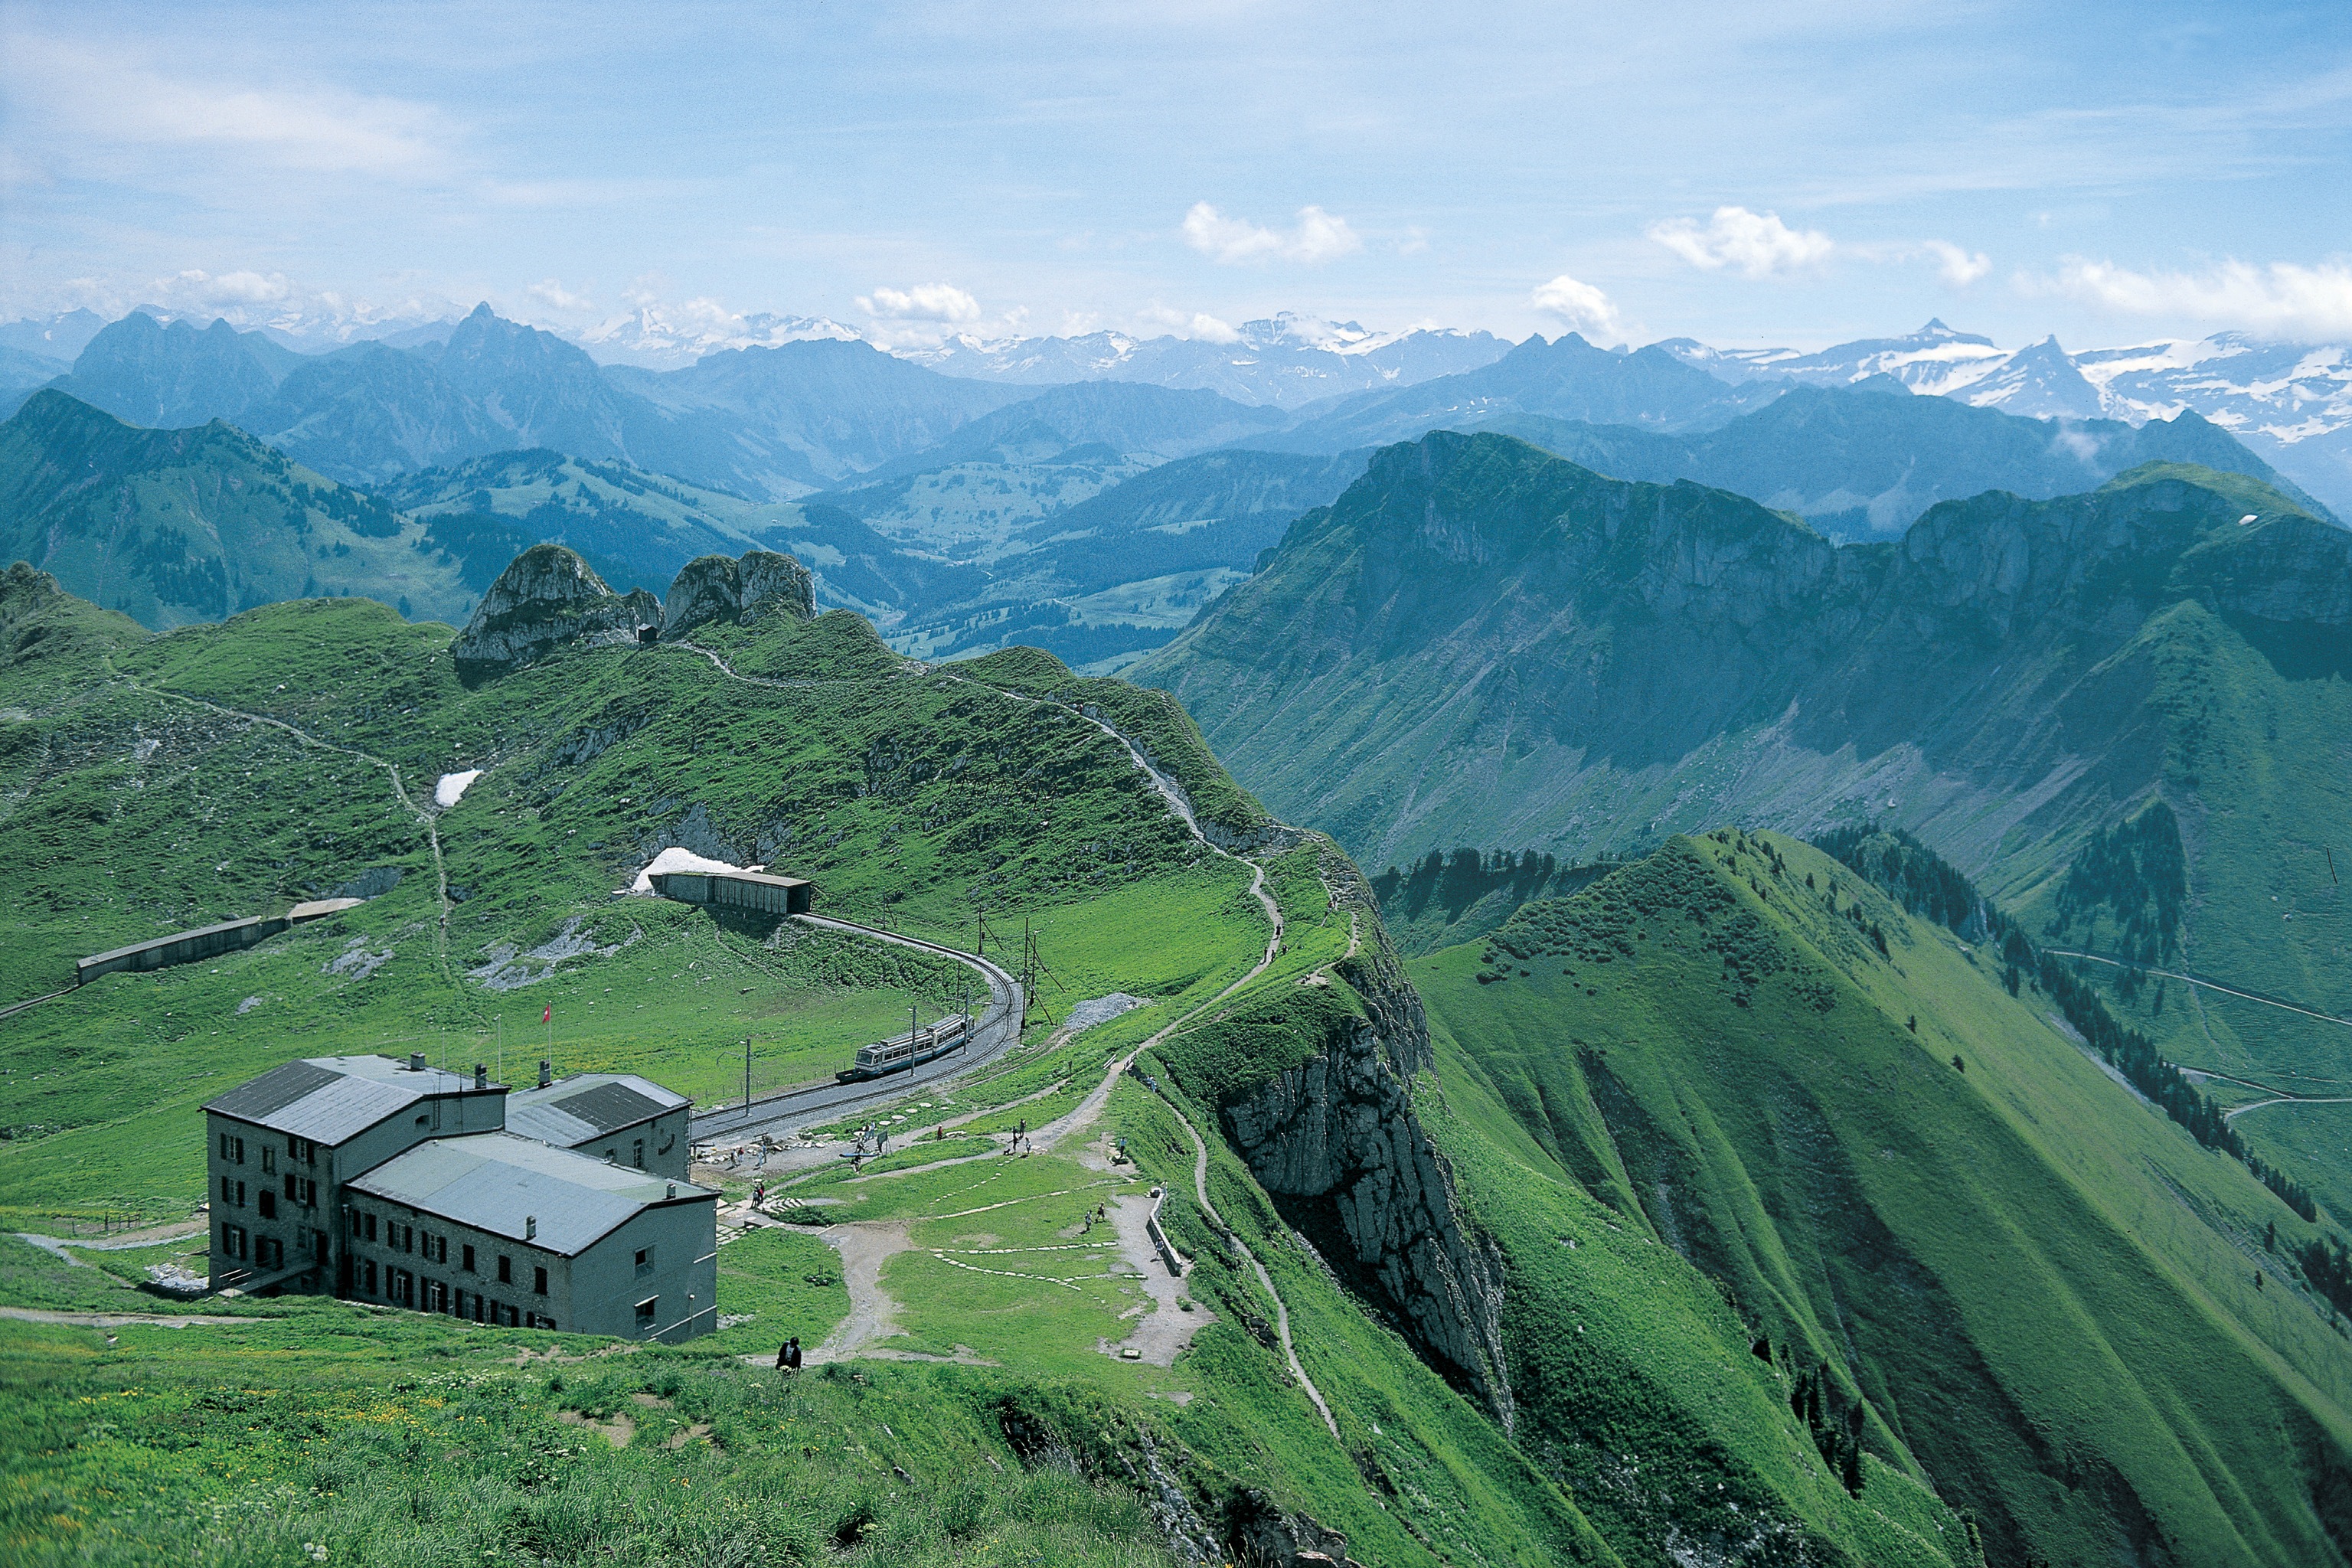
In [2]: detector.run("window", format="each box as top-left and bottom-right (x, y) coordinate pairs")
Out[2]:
(220, 1175), (234, 1206)
(262, 1146), (276, 1175)
(462, 1244), (476, 1273)
(634, 1246), (655, 1279)
(258, 1189), (276, 1220)
(222, 1224), (246, 1259)
(362, 1259), (377, 1292)
(236, 1181), (246, 1208)
(635, 1297), (658, 1331)
(301, 1178), (317, 1208)
(632, 1138), (645, 1169)
(283, 1174), (296, 1199)
(425, 1279), (448, 1313)
(401, 1223), (413, 1253)
(533, 1266), (547, 1295)
(364, 1213), (377, 1242)
(497, 1255), (511, 1283)
(433, 1235), (447, 1265)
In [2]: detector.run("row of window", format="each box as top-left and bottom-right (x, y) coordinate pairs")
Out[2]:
(355, 1258), (551, 1328)
(220, 1176), (318, 1220)
(348, 1209), (547, 1292)
(215, 1224), (324, 1270)
(217, 1131), (318, 1170)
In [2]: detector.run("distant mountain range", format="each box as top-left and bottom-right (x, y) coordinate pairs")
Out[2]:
(1131, 433), (2352, 1211)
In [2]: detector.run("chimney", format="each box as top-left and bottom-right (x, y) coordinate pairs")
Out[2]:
(666, 1181), (678, 1198)
(537, 1059), (552, 1089)
(525, 1215), (537, 1240)
(474, 1063), (488, 1089)
(408, 1052), (426, 1072)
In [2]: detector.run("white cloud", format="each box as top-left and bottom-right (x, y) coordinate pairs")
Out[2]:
(2047, 258), (2352, 341)
(1137, 305), (1240, 342)
(1530, 273), (1625, 342)
(857, 283), (983, 323)
(1181, 202), (1362, 265)
(526, 279), (594, 313)
(1648, 206), (1834, 278)
(1922, 240), (1992, 287)
(158, 269), (292, 308)
(9, 38), (451, 178)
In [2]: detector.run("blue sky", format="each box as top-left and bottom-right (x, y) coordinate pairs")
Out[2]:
(3, 0), (2347, 351)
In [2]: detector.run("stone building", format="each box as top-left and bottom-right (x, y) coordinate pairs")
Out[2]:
(201, 1052), (716, 1339)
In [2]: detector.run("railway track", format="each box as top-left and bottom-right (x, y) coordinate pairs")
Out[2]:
(685, 914), (1024, 1142)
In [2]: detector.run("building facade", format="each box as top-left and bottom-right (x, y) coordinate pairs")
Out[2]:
(202, 1053), (717, 1339)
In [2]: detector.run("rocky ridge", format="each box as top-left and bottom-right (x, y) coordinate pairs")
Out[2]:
(451, 543), (660, 672)
(1217, 842), (1515, 1427)
(661, 549), (815, 639)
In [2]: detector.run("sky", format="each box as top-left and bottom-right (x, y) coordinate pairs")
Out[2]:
(2, 0), (2349, 354)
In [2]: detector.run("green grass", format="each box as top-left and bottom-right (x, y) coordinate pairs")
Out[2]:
(707, 1226), (851, 1357)
(1413, 829), (2352, 1568)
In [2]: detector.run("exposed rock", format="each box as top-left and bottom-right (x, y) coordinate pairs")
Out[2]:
(660, 548), (815, 639)
(452, 544), (658, 673)
(739, 549), (815, 622)
(661, 554), (741, 639)
(1219, 844), (1514, 1429)
(1223, 1491), (1367, 1568)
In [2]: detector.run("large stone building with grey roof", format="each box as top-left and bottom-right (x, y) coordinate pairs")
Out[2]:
(202, 1052), (717, 1341)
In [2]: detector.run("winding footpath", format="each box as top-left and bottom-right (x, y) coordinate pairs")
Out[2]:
(115, 670), (456, 965)
(668, 645), (1342, 1438)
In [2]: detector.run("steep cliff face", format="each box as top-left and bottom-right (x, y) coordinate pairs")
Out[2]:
(452, 542), (660, 672)
(1207, 843), (1515, 1426)
(661, 548), (815, 639)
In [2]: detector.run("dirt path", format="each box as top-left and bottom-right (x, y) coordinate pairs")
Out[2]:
(808, 1222), (913, 1364)
(0, 1305), (247, 1329)
(1100, 1192), (1213, 1366)
(1034, 858), (1282, 1155)
(1150, 1083), (1338, 1439)
(117, 672), (455, 963)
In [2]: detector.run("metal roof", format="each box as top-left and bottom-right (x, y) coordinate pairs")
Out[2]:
(83, 916), (271, 967)
(203, 1055), (482, 1145)
(344, 1132), (714, 1255)
(508, 1073), (685, 1146)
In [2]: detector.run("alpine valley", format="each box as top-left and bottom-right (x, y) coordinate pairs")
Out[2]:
(4, 299), (2350, 1568)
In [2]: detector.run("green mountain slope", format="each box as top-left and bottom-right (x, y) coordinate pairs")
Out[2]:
(1135, 433), (2351, 1215)
(0, 390), (477, 629)
(0, 558), (1991, 1568)
(1413, 829), (2352, 1568)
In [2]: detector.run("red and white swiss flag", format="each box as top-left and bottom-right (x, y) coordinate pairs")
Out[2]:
(541, 1005), (552, 1024)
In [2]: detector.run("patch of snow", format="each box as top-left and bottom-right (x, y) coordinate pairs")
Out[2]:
(236, 995), (263, 1015)
(434, 769), (482, 808)
(626, 846), (747, 896)
(1064, 993), (1152, 1035)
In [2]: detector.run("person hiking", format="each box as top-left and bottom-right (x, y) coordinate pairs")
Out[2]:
(775, 1338), (791, 1370)
(786, 1336), (802, 1371)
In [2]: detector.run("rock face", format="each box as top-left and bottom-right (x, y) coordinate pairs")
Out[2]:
(1220, 845), (1514, 1428)
(660, 548), (815, 639)
(452, 544), (659, 673)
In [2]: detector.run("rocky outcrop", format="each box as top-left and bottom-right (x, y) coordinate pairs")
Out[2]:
(452, 544), (658, 673)
(739, 549), (815, 622)
(1219, 844), (1515, 1429)
(660, 549), (814, 639)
